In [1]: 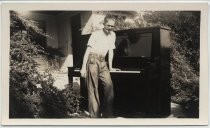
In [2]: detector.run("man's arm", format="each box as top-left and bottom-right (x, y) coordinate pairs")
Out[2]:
(108, 49), (114, 70)
(80, 46), (91, 78)
(108, 49), (121, 71)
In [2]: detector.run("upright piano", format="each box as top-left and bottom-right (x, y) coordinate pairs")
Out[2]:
(69, 26), (171, 117)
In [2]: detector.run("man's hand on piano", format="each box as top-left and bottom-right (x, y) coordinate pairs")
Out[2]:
(110, 68), (121, 71)
(80, 68), (86, 78)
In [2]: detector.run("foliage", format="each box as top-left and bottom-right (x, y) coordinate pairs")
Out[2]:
(45, 47), (64, 59)
(45, 47), (64, 71)
(170, 38), (199, 117)
(9, 11), (80, 118)
(10, 11), (49, 37)
(39, 83), (80, 118)
(9, 29), (44, 118)
(114, 14), (147, 31)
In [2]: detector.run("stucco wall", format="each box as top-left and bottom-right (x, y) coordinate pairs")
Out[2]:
(56, 12), (80, 72)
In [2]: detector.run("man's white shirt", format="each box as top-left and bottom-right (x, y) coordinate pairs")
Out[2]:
(87, 29), (116, 56)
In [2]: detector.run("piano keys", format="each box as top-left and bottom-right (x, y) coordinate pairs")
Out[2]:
(74, 69), (141, 74)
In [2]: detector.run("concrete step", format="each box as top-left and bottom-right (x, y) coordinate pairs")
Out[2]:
(52, 72), (69, 90)
(168, 103), (188, 118)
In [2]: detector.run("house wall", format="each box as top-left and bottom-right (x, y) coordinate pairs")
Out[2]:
(57, 12), (74, 72)
(56, 12), (84, 72)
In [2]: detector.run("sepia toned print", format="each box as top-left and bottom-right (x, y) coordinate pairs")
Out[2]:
(1, 2), (208, 125)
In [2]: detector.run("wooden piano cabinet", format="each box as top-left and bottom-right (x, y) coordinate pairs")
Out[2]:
(111, 70), (145, 117)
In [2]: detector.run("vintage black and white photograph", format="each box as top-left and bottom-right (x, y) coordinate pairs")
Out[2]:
(1, 2), (208, 125)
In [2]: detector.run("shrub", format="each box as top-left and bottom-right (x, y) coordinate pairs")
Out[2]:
(38, 72), (80, 118)
(9, 30), (43, 118)
(9, 11), (80, 118)
(170, 38), (199, 117)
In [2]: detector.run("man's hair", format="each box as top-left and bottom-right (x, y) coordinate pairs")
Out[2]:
(104, 15), (116, 24)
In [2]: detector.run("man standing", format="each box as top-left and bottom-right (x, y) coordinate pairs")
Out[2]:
(80, 15), (118, 118)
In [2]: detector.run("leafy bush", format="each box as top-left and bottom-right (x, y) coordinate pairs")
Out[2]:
(38, 73), (80, 118)
(170, 38), (199, 117)
(9, 11), (80, 118)
(9, 29), (44, 118)
(45, 47), (64, 71)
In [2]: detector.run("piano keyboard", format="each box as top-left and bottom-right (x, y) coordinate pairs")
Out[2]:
(74, 69), (141, 74)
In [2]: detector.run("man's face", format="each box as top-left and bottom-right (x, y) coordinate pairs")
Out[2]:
(103, 19), (115, 34)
